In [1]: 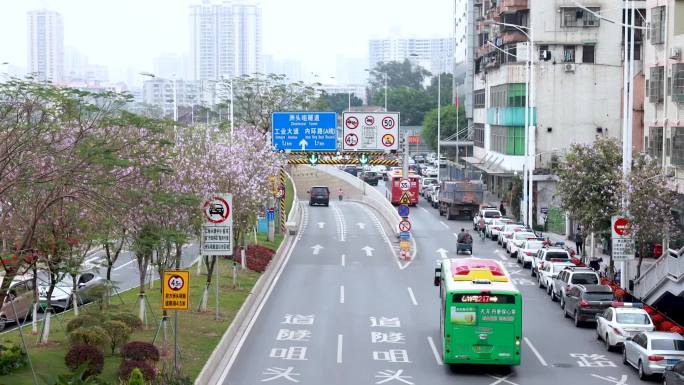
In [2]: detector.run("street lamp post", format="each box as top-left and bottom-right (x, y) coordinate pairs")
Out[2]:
(220, 75), (235, 140)
(140, 71), (177, 122)
(437, 73), (441, 184)
(384, 72), (388, 112)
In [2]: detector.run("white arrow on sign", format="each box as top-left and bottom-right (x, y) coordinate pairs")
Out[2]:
(436, 248), (448, 259)
(317, 222), (326, 229)
(356, 222), (366, 230)
(361, 246), (374, 257)
(299, 138), (308, 150)
(311, 245), (323, 255)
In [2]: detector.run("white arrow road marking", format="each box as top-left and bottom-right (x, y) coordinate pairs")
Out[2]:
(524, 337), (548, 367)
(362, 246), (374, 257)
(407, 287), (417, 306)
(356, 222), (366, 229)
(487, 374), (519, 385)
(436, 248), (448, 259)
(427, 337), (443, 365)
(317, 222), (325, 229)
(337, 334), (343, 364)
(311, 245), (323, 255)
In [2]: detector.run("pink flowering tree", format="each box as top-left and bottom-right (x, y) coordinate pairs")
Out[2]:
(627, 154), (679, 277)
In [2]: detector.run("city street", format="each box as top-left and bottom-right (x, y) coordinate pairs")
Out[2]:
(218, 182), (653, 385)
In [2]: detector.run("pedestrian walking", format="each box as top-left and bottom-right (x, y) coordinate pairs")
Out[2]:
(499, 201), (507, 216)
(338, 187), (344, 201)
(575, 226), (584, 256)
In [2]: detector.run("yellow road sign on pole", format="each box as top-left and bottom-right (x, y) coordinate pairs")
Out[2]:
(162, 270), (190, 310)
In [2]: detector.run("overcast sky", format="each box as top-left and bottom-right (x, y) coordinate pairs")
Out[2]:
(1, 0), (452, 83)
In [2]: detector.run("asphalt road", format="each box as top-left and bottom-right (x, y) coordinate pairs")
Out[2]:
(218, 180), (654, 385)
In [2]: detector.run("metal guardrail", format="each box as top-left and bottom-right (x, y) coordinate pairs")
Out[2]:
(634, 247), (684, 301)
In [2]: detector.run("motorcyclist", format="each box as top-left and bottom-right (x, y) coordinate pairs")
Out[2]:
(457, 228), (466, 243)
(478, 217), (486, 235)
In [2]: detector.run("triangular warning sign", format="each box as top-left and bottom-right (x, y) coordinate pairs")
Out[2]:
(399, 192), (411, 205)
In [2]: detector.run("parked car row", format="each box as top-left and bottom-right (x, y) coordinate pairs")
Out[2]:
(527, 244), (684, 381)
(0, 272), (106, 331)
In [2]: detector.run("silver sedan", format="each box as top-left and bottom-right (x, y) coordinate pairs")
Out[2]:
(623, 331), (684, 380)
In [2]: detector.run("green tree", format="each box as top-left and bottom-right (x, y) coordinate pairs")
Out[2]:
(368, 59), (431, 91)
(371, 87), (433, 125)
(426, 72), (455, 107)
(422, 105), (467, 150)
(627, 154), (679, 277)
(221, 73), (326, 135)
(556, 137), (623, 268)
(318, 92), (363, 115)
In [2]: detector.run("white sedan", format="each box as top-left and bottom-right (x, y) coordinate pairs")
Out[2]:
(507, 232), (537, 256)
(516, 240), (546, 268)
(486, 218), (514, 240)
(596, 304), (655, 351)
(538, 261), (575, 292)
(499, 224), (526, 247)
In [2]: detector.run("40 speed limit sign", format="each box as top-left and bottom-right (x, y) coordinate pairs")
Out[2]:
(162, 270), (190, 310)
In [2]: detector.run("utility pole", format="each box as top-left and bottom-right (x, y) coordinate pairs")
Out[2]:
(402, 131), (409, 178)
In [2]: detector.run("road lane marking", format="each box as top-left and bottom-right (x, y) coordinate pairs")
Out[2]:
(340, 286), (345, 304)
(427, 337), (443, 365)
(420, 207), (430, 213)
(487, 374), (519, 385)
(523, 337), (548, 367)
(590, 374), (629, 385)
(341, 254), (346, 266)
(453, 233), (459, 238)
(498, 253), (507, 261)
(440, 221), (449, 229)
(337, 334), (343, 364)
(113, 259), (136, 271)
(217, 204), (305, 383)
(407, 287), (417, 306)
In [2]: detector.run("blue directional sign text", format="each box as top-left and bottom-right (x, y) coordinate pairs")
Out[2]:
(272, 112), (337, 151)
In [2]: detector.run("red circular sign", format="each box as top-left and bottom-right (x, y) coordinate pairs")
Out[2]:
(167, 275), (185, 291)
(204, 196), (230, 223)
(345, 116), (359, 129)
(345, 133), (359, 147)
(382, 116), (395, 129)
(614, 217), (631, 236)
(399, 220), (411, 232)
(381, 134), (395, 147)
(365, 115), (375, 125)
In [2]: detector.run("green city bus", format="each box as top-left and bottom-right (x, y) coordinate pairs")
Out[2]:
(433, 258), (522, 366)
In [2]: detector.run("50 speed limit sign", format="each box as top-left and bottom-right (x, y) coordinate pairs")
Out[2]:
(163, 270), (190, 310)
(399, 178), (411, 191)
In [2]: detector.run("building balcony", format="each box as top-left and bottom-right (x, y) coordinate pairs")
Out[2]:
(499, 0), (528, 13)
(487, 107), (536, 126)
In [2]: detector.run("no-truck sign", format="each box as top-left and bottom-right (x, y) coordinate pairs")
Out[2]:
(202, 193), (233, 256)
(342, 112), (400, 151)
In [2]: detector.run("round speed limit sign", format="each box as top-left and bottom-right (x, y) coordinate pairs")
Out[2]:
(399, 178), (410, 191)
(167, 275), (185, 291)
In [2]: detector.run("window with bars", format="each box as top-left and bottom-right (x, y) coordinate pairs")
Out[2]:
(473, 123), (485, 148)
(563, 46), (576, 62)
(648, 127), (664, 161)
(561, 7), (600, 27)
(490, 84), (526, 108)
(650, 6), (665, 44)
(490, 125), (507, 154)
(474, 89), (485, 108)
(673, 63), (684, 103)
(673, 127), (684, 166)
(649, 66), (664, 103)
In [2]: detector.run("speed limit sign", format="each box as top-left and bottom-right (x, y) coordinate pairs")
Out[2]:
(399, 178), (410, 191)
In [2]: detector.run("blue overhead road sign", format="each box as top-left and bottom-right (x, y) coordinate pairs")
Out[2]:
(272, 112), (337, 151)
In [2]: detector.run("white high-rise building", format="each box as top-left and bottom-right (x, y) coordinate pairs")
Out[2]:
(368, 37), (454, 75)
(189, 0), (263, 80)
(27, 9), (64, 82)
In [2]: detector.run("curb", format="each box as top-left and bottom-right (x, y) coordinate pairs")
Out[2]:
(196, 213), (298, 385)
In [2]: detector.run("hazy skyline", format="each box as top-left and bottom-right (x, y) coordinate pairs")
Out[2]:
(1, 0), (453, 84)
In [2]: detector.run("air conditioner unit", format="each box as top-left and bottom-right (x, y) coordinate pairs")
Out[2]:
(670, 47), (681, 60)
(564, 63), (576, 72)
